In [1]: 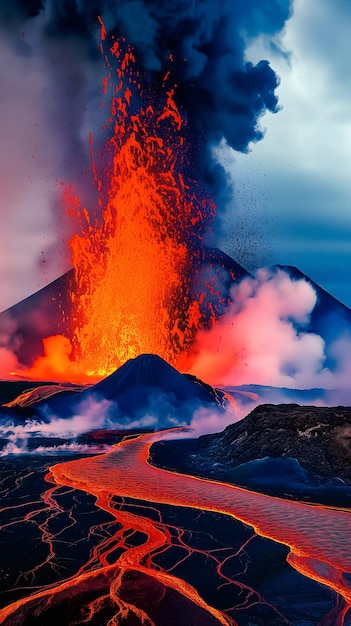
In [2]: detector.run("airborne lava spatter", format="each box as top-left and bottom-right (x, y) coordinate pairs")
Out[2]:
(66, 26), (216, 380)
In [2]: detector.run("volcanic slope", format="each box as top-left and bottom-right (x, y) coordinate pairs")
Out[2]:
(4, 354), (226, 429)
(2, 253), (351, 381)
(0, 270), (74, 367)
(272, 264), (351, 341)
(0, 247), (250, 369)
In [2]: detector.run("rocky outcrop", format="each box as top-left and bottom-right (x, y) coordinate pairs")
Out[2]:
(194, 404), (351, 483)
(152, 404), (351, 489)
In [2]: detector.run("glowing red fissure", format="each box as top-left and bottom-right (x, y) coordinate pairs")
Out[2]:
(0, 463), (235, 626)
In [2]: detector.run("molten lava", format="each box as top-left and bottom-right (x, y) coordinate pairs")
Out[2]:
(1, 432), (350, 625)
(8, 21), (225, 384)
(65, 26), (215, 380)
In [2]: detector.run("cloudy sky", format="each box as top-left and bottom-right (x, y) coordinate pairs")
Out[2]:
(218, 0), (351, 307)
(1, 0), (351, 311)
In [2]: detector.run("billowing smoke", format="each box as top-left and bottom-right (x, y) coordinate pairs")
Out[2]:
(0, 384), (211, 455)
(0, 396), (112, 456)
(0, 0), (293, 310)
(89, 0), (292, 213)
(188, 268), (351, 394)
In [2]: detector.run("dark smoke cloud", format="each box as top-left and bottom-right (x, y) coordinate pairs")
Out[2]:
(86, 0), (292, 216)
(100, 0), (289, 152)
(0, 0), (293, 205)
(0, 0), (41, 21)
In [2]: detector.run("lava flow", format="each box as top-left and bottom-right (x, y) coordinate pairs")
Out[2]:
(1, 432), (350, 625)
(50, 433), (351, 607)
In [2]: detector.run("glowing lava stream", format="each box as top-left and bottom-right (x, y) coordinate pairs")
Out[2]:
(1, 431), (351, 625)
(50, 434), (351, 599)
(51, 433), (351, 603)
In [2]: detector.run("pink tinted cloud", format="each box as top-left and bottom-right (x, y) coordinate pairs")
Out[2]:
(189, 269), (329, 388)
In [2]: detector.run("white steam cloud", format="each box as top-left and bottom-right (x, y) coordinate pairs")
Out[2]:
(189, 269), (351, 393)
(0, 397), (113, 456)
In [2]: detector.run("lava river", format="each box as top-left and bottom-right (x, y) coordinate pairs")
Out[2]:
(1, 431), (351, 625)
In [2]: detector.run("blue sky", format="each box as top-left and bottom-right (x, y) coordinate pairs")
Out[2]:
(0, 0), (351, 310)
(217, 0), (351, 306)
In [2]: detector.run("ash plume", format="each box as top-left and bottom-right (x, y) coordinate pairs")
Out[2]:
(0, 0), (293, 309)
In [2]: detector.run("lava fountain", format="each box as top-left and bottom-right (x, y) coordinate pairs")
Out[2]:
(64, 21), (216, 380)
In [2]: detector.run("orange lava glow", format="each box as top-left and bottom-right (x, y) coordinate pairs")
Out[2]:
(1, 432), (350, 625)
(6, 23), (219, 384)
(64, 26), (215, 380)
(12, 335), (103, 384)
(12, 335), (78, 383)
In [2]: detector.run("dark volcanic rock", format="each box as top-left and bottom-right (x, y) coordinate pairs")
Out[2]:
(0, 563), (225, 626)
(150, 404), (351, 506)
(195, 404), (351, 483)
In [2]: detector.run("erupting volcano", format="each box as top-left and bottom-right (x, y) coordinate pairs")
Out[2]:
(0, 2), (285, 385)
(14, 20), (235, 384)
(3, 3), (351, 625)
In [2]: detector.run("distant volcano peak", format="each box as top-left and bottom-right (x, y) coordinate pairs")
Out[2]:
(98, 353), (178, 388)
